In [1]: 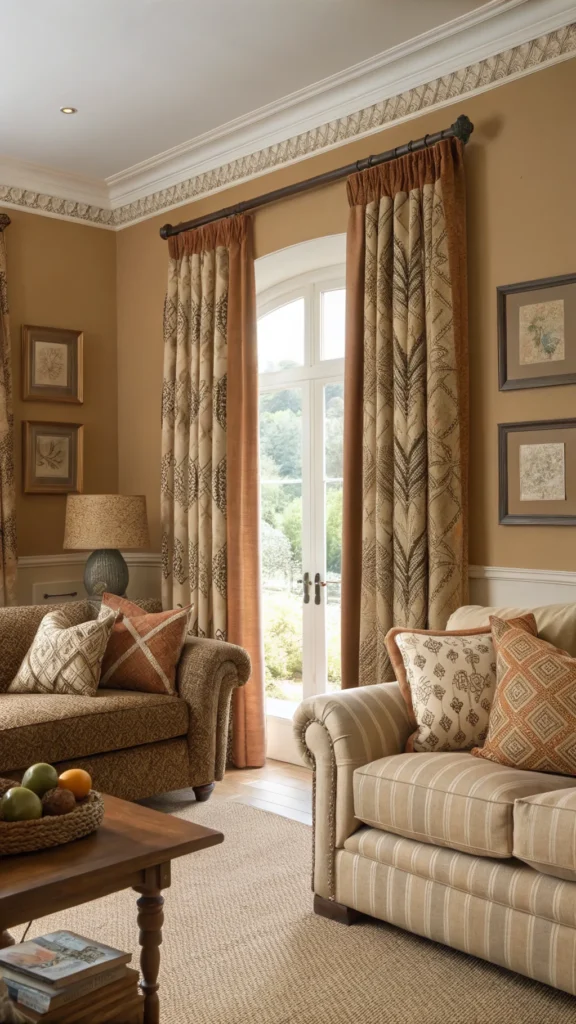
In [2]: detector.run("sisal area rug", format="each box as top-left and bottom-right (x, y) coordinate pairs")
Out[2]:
(12, 793), (576, 1024)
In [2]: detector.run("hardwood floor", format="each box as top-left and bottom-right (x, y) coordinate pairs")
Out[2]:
(218, 759), (312, 826)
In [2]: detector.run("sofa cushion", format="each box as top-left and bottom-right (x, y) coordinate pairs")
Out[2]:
(99, 593), (190, 694)
(447, 602), (576, 657)
(0, 601), (93, 693)
(514, 789), (576, 881)
(344, 827), (576, 930)
(0, 690), (189, 772)
(353, 751), (576, 858)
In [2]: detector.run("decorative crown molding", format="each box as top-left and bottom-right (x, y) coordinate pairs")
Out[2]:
(0, 3), (575, 230)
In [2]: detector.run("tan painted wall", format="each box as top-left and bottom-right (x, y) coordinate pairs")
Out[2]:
(117, 58), (576, 571)
(3, 210), (117, 556)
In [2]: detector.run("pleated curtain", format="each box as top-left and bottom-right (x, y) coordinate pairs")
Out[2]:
(342, 138), (469, 688)
(161, 214), (265, 767)
(0, 216), (17, 606)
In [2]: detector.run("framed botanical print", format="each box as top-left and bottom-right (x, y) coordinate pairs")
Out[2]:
(23, 421), (84, 494)
(499, 419), (576, 525)
(22, 325), (83, 403)
(498, 274), (576, 390)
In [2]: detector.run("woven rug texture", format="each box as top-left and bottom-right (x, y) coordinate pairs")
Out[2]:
(12, 792), (576, 1024)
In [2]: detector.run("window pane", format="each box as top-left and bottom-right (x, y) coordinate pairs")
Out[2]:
(324, 382), (344, 479)
(259, 389), (302, 480)
(257, 298), (305, 373)
(321, 289), (345, 360)
(259, 387), (303, 706)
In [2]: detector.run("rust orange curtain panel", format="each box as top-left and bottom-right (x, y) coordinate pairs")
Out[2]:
(161, 214), (265, 767)
(341, 138), (469, 689)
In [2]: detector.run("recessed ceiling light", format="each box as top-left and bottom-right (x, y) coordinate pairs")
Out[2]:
(60, 107), (77, 115)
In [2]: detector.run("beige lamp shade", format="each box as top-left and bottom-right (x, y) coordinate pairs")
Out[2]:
(64, 494), (150, 551)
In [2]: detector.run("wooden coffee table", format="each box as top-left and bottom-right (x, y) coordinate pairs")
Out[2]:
(0, 794), (223, 1024)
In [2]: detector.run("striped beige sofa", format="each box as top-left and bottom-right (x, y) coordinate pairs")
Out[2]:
(295, 602), (576, 996)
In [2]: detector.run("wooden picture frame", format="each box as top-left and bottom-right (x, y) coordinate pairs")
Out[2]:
(497, 273), (576, 390)
(499, 419), (576, 525)
(22, 325), (83, 403)
(23, 421), (84, 494)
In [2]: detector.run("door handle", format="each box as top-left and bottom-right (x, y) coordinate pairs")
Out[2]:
(297, 572), (311, 604)
(314, 573), (321, 605)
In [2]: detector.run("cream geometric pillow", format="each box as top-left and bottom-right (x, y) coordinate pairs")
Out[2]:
(8, 607), (118, 696)
(386, 615), (537, 753)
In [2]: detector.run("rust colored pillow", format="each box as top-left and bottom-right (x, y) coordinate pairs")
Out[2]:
(472, 615), (576, 775)
(98, 594), (191, 695)
(386, 614), (537, 753)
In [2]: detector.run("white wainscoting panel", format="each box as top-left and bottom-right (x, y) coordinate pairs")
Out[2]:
(468, 565), (576, 608)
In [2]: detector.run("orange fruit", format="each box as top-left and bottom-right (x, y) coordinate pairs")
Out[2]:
(58, 768), (92, 799)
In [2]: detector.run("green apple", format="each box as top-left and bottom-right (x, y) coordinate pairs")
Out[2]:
(1, 787), (43, 821)
(22, 762), (58, 797)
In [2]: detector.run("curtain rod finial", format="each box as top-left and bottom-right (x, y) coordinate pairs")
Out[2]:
(0, 213), (11, 230)
(451, 115), (474, 145)
(160, 223), (172, 240)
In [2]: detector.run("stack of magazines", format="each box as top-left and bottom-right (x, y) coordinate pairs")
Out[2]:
(0, 931), (140, 1023)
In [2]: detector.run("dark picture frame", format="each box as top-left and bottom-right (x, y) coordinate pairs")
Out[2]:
(23, 421), (84, 495)
(497, 273), (576, 390)
(499, 419), (576, 525)
(22, 325), (83, 404)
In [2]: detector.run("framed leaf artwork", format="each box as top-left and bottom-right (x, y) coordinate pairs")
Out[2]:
(498, 419), (576, 525)
(497, 274), (576, 390)
(22, 325), (83, 403)
(23, 421), (84, 494)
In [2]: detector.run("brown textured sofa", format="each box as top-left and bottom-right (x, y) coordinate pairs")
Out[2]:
(0, 599), (251, 802)
(295, 602), (576, 997)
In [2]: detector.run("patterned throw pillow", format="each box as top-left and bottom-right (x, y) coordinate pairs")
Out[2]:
(386, 615), (537, 753)
(472, 616), (576, 775)
(8, 607), (117, 696)
(98, 593), (191, 695)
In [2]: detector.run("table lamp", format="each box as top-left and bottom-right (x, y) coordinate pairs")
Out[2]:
(64, 494), (150, 601)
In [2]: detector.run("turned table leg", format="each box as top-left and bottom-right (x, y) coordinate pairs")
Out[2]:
(0, 930), (15, 949)
(134, 864), (170, 1024)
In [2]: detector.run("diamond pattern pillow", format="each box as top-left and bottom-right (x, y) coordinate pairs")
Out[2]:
(472, 616), (576, 775)
(386, 615), (537, 753)
(98, 593), (191, 695)
(8, 607), (117, 696)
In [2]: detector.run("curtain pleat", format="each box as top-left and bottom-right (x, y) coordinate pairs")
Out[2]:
(161, 214), (265, 766)
(342, 139), (468, 688)
(0, 221), (17, 607)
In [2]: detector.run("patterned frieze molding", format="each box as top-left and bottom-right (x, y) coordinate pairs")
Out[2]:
(0, 23), (575, 231)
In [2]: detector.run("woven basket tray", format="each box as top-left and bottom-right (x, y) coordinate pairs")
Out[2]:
(0, 782), (104, 856)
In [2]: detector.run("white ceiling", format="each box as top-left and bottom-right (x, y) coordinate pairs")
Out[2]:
(0, 0), (490, 180)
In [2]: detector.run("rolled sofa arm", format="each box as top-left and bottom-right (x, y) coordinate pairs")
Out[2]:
(294, 683), (412, 899)
(177, 637), (251, 788)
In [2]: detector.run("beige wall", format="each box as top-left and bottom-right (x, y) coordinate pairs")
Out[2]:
(3, 210), (117, 556)
(116, 58), (576, 571)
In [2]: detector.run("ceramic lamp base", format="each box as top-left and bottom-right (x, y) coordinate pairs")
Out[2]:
(84, 548), (129, 600)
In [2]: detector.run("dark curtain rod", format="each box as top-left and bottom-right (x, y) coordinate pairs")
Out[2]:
(160, 114), (473, 240)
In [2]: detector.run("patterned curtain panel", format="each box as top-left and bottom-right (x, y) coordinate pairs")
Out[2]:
(161, 215), (265, 767)
(0, 217), (17, 607)
(342, 139), (468, 688)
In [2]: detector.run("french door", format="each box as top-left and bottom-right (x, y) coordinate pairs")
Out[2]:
(257, 268), (345, 720)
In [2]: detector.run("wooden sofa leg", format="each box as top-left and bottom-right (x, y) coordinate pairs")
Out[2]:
(314, 895), (360, 925)
(0, 931), (15, 949)
(193, 783), (215, 802)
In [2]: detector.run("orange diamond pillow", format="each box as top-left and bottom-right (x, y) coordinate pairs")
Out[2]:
(98, 594), (191, 695)
(472, 615), (576, 775)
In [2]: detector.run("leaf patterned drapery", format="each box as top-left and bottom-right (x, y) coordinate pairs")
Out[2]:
(0, 216), (17, 607)
(342, 139), (468, 688)
(161, 237), (229, 637)
(161, 215), (265, 768)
